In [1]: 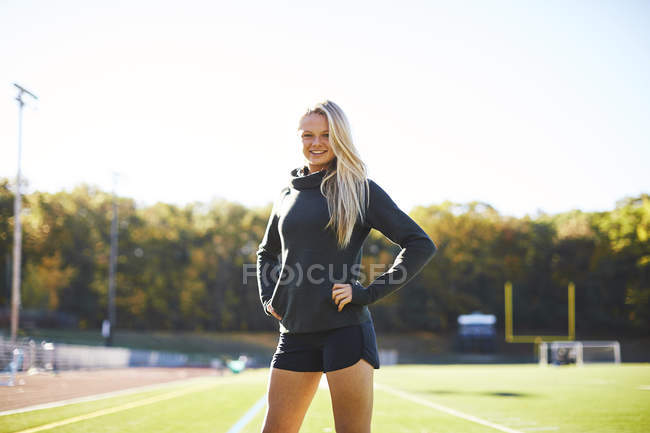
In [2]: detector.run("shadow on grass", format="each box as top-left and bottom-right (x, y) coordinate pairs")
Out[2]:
(483, 391), (530, 397)
(424, 389), (533, 398)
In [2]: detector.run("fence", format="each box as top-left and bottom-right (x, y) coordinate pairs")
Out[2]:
(0, 335), (215, 386)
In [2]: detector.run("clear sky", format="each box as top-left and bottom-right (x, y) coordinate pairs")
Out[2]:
(1, 0), (648, 218)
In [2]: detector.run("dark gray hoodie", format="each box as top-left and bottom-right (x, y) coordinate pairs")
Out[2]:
(256, 165), (437, 334)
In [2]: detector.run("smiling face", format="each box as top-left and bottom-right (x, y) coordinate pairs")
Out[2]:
(299, 112), (336, 173)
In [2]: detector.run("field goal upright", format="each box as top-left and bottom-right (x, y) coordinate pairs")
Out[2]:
(505, 281), (622, 366)
(504, 281), (575, 344)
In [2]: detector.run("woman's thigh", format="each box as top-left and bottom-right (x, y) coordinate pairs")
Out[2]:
(262, 367), (323, 433)
(326, 358), (374, 433)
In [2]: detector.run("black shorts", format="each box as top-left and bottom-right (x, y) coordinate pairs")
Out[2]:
(271, 319), (381, 372)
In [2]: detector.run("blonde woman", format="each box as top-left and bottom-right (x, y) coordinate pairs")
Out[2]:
(256, 100), (437, 433)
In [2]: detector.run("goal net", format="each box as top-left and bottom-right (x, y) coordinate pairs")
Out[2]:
(538, 340), (621, 366)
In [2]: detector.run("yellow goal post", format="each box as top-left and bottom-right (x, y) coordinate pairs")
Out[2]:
(504, 281), (575, 343)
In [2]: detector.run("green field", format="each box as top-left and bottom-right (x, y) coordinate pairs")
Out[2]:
(2, 364), (649, 433)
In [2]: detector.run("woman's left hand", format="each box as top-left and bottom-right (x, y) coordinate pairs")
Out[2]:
(332, 283), (352, 312)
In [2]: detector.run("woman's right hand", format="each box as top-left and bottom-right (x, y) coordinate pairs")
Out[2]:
(267, 303), (283, 321)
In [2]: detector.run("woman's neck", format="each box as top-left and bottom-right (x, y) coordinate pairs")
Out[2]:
(305, 164), (330, 175)
(303, 166), (324, 176)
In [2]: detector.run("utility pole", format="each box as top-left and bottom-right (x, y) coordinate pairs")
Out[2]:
(11, 83), (38, 345)
(106, 172), (119, 346)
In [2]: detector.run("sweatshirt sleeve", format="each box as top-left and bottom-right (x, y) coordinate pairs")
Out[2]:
(350, 179), (437, 306)
(256, 188), (287, 316)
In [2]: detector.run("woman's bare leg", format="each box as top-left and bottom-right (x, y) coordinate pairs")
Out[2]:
(326, 358), (374, 433)
(261, 367), (323, 433)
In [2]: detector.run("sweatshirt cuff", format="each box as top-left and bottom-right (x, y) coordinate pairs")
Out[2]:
(262, 299), (273, 316)
(350, 280), (372, 305)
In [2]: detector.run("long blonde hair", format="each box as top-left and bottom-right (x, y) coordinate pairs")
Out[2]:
(299, 100), (369, 250)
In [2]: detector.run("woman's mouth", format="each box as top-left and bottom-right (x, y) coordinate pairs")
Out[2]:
(310, 150), (326, 155)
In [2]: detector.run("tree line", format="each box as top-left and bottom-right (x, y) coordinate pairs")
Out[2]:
(0, 177), (647, 336)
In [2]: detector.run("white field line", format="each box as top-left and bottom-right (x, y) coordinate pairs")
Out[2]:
(638, 385), (650, 390)
(319, 374), (328, 389)
(225, 375), (326, 433)
(375, 382), (524, 433)
(9, 381), (220, 433)
(225, 395), (267, 433)
(490, 417), (560, 431)
(0, 375), (218, 416)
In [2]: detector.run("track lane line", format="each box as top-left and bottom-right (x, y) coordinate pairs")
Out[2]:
(11, 381), (219, 433)
(0, 375), (217, 416)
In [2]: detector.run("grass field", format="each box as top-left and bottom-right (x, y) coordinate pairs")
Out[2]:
(2, 363), (649, 433)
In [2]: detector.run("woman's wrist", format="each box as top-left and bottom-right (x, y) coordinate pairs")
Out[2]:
(350, 280), (371, 305)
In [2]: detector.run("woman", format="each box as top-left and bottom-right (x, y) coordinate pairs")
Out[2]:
(256, 100), (437, 433)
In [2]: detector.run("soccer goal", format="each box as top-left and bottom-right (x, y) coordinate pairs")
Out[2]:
(538, 340), (621, 366)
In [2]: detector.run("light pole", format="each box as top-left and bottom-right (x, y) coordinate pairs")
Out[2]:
(106, 172), (119, 346)
(11, 83), (38, 345)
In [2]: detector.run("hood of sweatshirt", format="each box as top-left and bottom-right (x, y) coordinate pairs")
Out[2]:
(289, 165), (327, 190)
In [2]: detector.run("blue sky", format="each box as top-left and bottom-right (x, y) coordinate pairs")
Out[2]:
(1, 0), (648, 218)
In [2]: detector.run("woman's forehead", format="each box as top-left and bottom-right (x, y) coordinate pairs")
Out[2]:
(299, 113), (328, 131)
